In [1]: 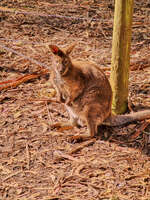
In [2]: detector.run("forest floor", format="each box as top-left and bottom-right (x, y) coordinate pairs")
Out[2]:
(0, 0), (150, 199)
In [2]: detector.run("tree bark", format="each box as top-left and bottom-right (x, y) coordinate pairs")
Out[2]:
(110, 0), (134, 114)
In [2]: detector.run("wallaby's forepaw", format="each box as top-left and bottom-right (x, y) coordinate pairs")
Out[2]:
(50, 122), (73, 131)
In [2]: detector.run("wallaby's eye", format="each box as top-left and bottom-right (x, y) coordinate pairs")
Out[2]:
(57, 50), (64, 57)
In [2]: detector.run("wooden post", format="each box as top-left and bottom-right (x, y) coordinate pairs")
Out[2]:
(110, 0), (134, 114)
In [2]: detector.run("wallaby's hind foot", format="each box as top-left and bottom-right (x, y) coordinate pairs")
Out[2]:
(67, 116), (100, 143)
(50, 122), (74, 132)
(67, 134), (93, 143)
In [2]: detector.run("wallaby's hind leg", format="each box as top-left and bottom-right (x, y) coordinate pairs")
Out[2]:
(87, 119), (98, 137)
(68, 119), (97, 142)
(68, 112), (99, 142)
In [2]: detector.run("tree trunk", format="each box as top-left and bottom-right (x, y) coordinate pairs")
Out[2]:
(110, 0), (134, 114)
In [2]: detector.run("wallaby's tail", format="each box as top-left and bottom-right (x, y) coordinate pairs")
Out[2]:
(103, 110), (150, 126)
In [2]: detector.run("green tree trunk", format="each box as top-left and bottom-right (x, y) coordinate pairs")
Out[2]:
(110, 0), (134, 114)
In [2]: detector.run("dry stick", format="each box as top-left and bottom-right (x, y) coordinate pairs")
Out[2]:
(0, 70), (48, 91)
(0, 74), (39, 85)
(3, 171), (22, 181)
(54, 150), (81, 162)
(130, 120), (150, 140)
(45, 101), (53, 125)
(27, 98), (59, 103)
(0, 71), (47, 85)
(26, 141), (30, 170)
(69, 138), (96, 154)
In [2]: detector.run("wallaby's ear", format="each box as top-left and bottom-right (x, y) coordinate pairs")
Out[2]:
(64, 42), (76, 55)
(49, 45), (64, 57)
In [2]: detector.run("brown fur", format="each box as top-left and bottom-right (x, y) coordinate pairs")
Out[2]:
(49, 44), (150, 140)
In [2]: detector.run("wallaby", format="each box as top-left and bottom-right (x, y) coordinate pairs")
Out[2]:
(49, 44), (150, 141)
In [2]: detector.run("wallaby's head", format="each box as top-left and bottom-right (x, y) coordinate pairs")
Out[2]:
(49, 43), (76, 76)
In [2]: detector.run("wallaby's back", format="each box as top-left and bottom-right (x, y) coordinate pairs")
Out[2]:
(69, 60), (112, 121)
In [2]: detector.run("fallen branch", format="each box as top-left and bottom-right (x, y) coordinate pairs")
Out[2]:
(0, 69), (49, 91)
(27, 98), (59, 103)
(69, 138), (96, 154)
(130, 120), (150, 140)
(3, 171), (22, 181)
(54, 150), (81, 162)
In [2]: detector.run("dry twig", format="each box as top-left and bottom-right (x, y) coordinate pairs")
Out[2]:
(130, 120), (150, 140)
(69, 138), (96, 154)
(0, 69), (48, 91)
